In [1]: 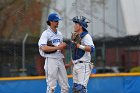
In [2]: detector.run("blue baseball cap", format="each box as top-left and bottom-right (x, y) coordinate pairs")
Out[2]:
(48, 13), (62, 21)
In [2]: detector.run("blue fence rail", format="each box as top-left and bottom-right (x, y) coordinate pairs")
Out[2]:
(0, 73), (140, 93)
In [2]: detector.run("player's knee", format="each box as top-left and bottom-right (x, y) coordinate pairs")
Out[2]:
(72, 83), (87, 93)
(61, 85), (69, 93)
(47, 88), (55, 93)
(62, 88), (69, 93)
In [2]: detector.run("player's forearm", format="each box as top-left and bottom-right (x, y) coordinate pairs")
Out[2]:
(85, 46), (92, 52)
(77, 44), (91, 52)
(40, 45), (58, 52)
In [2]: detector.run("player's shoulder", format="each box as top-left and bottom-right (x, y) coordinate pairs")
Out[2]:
(57, 30), (63, 35)
(43, 29), (52, 34)
(84, 33), (92, 39)
(40, 29), (52, 38)
(82, 33), (93, 42)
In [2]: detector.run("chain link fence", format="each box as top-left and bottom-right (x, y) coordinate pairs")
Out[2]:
(0, 35), (140, 77)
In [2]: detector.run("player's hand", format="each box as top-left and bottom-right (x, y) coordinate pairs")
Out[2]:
(76, 43), (80, 48)
(65, 61), (73, 69)
(72, 41), (80, 48)
(65, 64), (71, 69)
(57, 42), (66, 50)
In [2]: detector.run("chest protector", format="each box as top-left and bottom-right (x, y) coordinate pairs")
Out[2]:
(71, 31), (88, 60)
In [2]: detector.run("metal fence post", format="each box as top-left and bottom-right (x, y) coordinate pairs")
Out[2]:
(21, 33), (28, 76)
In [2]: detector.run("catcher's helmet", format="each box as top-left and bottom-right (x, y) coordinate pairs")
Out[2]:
(47, 13), (62, 21)
(72, 16), (89, 31)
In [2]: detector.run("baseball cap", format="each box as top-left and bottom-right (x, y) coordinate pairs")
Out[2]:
(72, 16), (89, 31)
(48, 13), (62, 21)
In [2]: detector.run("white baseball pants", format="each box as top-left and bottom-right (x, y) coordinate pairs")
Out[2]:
(44, 57), (69, 93)
(73, 62), (92, 87)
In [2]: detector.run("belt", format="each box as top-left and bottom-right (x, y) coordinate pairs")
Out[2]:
(74, 61), (91, 64)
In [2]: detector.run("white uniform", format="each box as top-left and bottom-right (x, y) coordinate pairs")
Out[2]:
(73, 34), (94, 63)
(38, 27), (69, 93)
(72, 33), (95, 88)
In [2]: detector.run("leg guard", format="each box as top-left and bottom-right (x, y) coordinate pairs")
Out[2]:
(72, 83), (87, 93)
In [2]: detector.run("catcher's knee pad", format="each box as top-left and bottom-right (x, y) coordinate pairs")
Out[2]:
(72, 83), (87, 93)
(72, 83), (78, 92)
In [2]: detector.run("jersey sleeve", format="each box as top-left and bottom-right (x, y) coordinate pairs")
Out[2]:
(38, 31), (49, 48)
(83, 34), (94, 46)
(83, 34), (95, 53)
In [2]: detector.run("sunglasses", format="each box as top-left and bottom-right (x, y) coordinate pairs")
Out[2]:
(53, 21), (59, 22)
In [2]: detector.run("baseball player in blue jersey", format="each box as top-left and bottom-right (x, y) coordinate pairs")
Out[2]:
(65, 16), (95, 93)
(38, 12), (69, 93)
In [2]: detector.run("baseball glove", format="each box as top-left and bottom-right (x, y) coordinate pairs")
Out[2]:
(71, 32), (81, 44)
(45, 41), (57, 54)
(71, 32), (83, 60)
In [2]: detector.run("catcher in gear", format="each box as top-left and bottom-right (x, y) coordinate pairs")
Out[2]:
(38, 12), (69, 93)
(65, 16), (95, 93)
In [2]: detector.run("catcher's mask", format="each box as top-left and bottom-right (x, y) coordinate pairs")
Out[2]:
(72, 16), (89, 31)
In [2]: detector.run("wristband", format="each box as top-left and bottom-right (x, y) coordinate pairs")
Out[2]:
(79, 45), (85, 50)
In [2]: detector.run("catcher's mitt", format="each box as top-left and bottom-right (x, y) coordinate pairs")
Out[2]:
(45, 41), (57, 54)
(71, 32), (81, 44)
